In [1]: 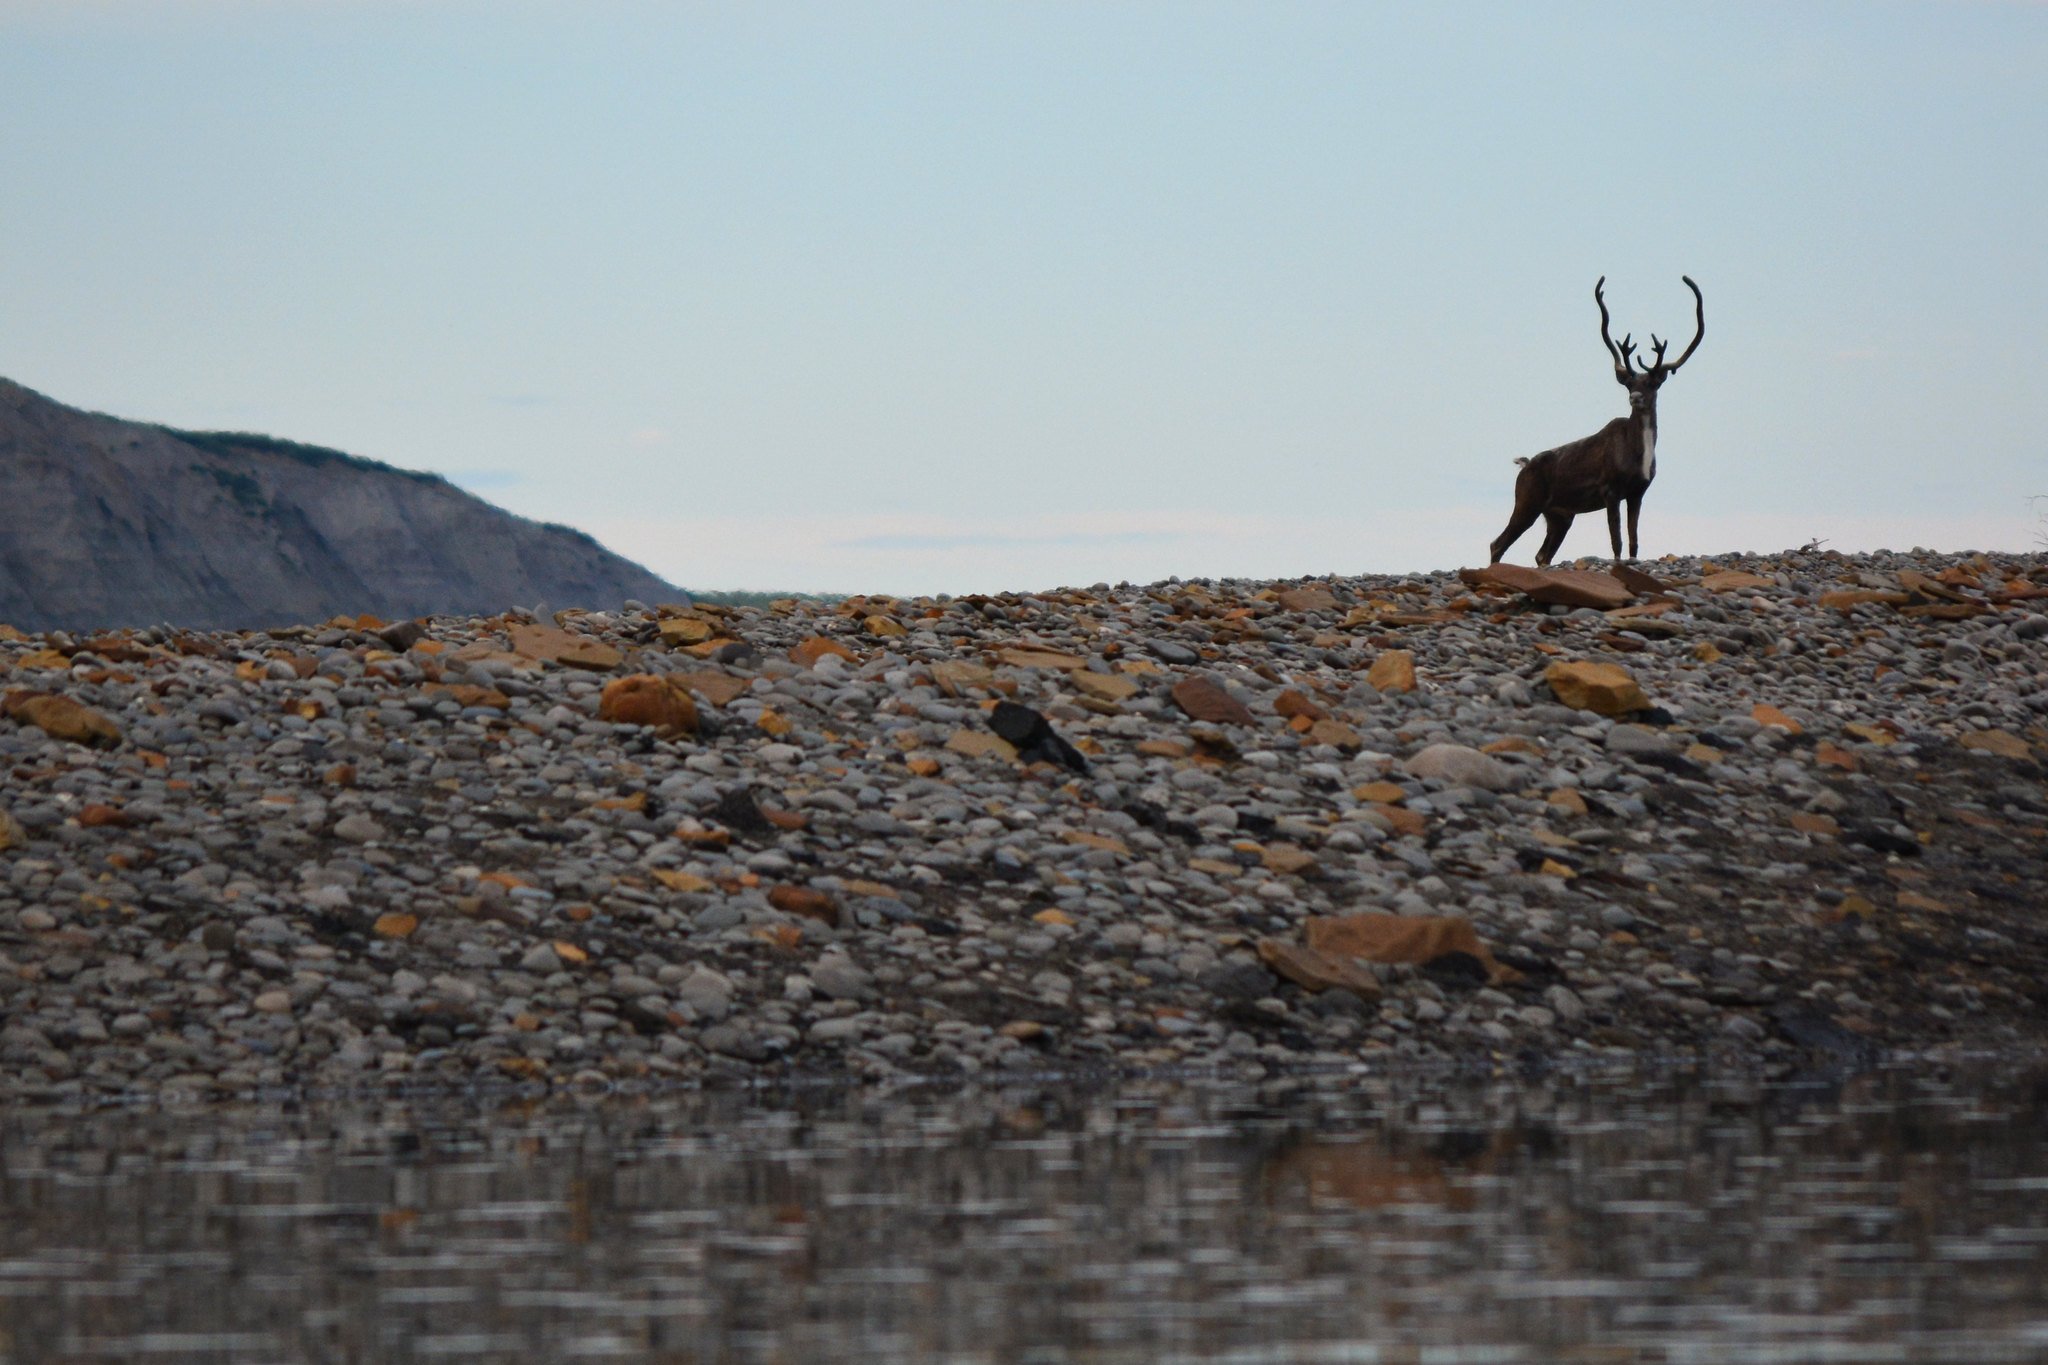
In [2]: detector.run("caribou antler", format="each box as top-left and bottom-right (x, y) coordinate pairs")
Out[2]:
(1490, 274), (1707, 569)
(1595, 276), (1627, 374)
(1662, 275), (1705, 374)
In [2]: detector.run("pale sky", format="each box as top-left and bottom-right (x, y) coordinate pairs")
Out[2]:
(2, 2), (2043, 594)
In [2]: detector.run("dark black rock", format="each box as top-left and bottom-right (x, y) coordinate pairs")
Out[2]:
(988, 701), (1090, 774)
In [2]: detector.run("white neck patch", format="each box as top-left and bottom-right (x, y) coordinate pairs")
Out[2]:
(1640, 419), (1657, 482)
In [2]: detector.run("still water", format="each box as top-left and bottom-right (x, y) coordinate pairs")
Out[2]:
(3, 1065), (2046, 1363)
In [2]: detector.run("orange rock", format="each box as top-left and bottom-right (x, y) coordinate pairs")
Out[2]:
(1701, 569), (1774, 592)
(598, 674), (699, 735)
(2, 691), (121, 747)
(1546, 788), (1587, 815)
(1171, 676), (1256, 726)
(1072, 671), (1140, 703)
(1611, 563), (1675, 595)
(1275, 584), (1341, 614)
(767, 884), (839, 926)
(430, 683), (510, 710)
(1064, 830), (1130, 855)
(1372, 803), (1428, 838)
(1684, 743), (1726, 766)
(657, 616), (717, 646)
(674, 671), (750, 706)
(323, 763), (358, 787)
(1032, 908), (1075, 926)
(1751, 703), (1803, 734)
(508, 624), (622, 671)
(755, 708), (793, 737)
(1136, 738), (1193, 759)
(1305, 912), (1520, 986)
(1815, 741), (1859, 771)
(551, 940), (589, 965)
(1819, 590), (1910, 610)
(77, 804), (132, 828)
(1961, 729), (2033, 760)
(373, 912), (420, 939)
(1544, 661), (1647, 716)
(1256, 938), (1383, 997)
(996, 646), (1088, 670)
(651, 870), (716, 894)
(946, 730), (1017, 761)
(931, 660), (996, 696)
(1274, 688), (1328, 722)
(863, 614), (908, 637)
(1352, 780), (1407, 804)
(905, 755), (942, 777)
(1691, 641), (1724, 663)
(1476, 564), (1633, 610)
(1260, 843), (1318, 875)
(1366, 650), (1417, 693)
(1306, 719), (1363, 751)
(790, 636), (857, 668)
(1790, 812), (1839, 837)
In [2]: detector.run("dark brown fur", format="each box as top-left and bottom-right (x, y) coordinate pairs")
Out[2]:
(1490, 276), (1703, 566)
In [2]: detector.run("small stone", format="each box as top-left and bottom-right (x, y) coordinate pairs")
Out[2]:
(332, 813), (385, 843)
(811, 956), (874, 1002)
(1606, 724), (1675, 756)
(1403, 743), (1518, 791)
(252, 990), (292, 1014)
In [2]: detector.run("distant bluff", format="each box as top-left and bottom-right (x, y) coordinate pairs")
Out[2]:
(0, 378), (683, 632)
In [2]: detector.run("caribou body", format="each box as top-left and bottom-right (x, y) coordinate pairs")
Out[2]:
(1489, 276), (1704, 566)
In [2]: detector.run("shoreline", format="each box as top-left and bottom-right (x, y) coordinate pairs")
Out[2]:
(4, 546), (2046, 1104)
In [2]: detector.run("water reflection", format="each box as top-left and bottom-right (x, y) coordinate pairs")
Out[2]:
(2, 1067), (2046, 1362)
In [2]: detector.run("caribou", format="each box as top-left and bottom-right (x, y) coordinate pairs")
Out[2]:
(1489, 276), (1704, 566)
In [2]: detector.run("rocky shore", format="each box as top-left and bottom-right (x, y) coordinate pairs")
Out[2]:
(3, 547), (2046, 1102)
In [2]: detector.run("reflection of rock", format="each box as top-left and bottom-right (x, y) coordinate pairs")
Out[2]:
(1262, 1139), (1483, 1212)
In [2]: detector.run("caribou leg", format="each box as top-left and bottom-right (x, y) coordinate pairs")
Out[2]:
(1534, 512), (1574, 567)
(1625, 493), (1643, 560)
(1490, 502), (1542, 564)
